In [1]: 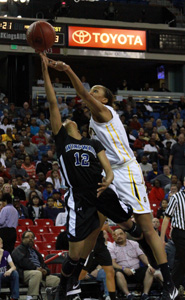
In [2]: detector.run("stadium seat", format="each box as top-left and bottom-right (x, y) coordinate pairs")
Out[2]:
(40, 250), (49, 259)
(49, 226), (66, 234)
(20, 201), (28, 206)
(42, 233), (57, 242)
(34, 233), (42, 241)
(34, 219), (54, 227)
(18, 219), (34, 227)
(15, 240), (21, 247)
(27, 225), (49, 234)
(16, 226), (27, 236)
(34, 241), (56, 251)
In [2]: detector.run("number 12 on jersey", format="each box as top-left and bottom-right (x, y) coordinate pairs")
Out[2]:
(74, 152), (90, 166)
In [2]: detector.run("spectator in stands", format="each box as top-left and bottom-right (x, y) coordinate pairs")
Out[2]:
(31, 129), (47, 146)
(13, 197), (29, 219)
(81, 75), (90, 91)
(139, 155), (152, 178)
(146, 161), (162, 183)
(30, 117), (40, 136)
(129, 115), (141, 131)
(72, 103), (89, 131)
(36, 112), (50, 127)
(44, 196), (59, 222)
(43, 182), (55, 202)
(6, 141), (16, 158)
(0, 142), (6, 159)
(168, 133), (185, 182)
(0, 237), (19, 300)
(9, 102), (18, 119)
(12, 133), (22, 150)
(19, 102), (32, 118)
(36, 172), (47, 192)
(0, 177), (4, 190)
(21, 156), (36, 179)
(12, 230), (60, 300)
(28, 195), (44, 221)
(36, 154), (52, 175)
(0, 117), (13, 133)
(168, 122), (179, 139)
(52, 191), (65, 211)
(157, 199), (169, 220)
(148, 179), (165, 207)
(151, 165), (172, 191)
(16, 175), (30, 193)
(174, 112), (183, 128)
(2, 183), (13, 197)
(143, 138), (159, 163)
(162, 133), (176, 148)
(156, 119), (167, 136)
(109, 228), (155, 300)
(10, 159), (28, 180)
(178, 95), (185, 111)
(23, 138), (38, 161)
(0, 193), (18, 253)
(164, 175), (178, 194)
(46, 170), (62, 191)
(158, 83), (170, 92)
(27, 191), (41, 207)
(25, 178), (42, 201)
(12, 178), (26, 200)
(15, 118), (23, 134)
(5, 149), (16, 168)
(164, 184), (178, 201)
(0, 162), (11, 181)
(1, 128), (15, 143)
(141, 98), (153, 120)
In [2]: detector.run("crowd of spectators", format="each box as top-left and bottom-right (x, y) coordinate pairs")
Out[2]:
(0, 87), (185, 297)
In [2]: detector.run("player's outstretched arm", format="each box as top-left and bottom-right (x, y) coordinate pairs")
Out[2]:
(46, 57), (110, 122)
(97, 150), (114, 197)
(40, 53), (62, 135)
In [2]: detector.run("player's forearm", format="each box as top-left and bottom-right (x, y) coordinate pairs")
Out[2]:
(65, 67), (89, 100)
(160, 216), (170, 241)
(43, 68), (57, 107)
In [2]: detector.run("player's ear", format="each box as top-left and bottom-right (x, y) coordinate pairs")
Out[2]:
(101, 97), (108, 104)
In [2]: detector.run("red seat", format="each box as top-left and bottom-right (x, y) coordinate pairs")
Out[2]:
(15, 240), (21, 248)
(20, 201), (28, 207)
(40, 250), (49, 259)
(34, 241), (56, 251)
(42, 233), (57, 242)
(18, 219), (34, 227)
(34, 219), (54, 227)
(27, 225), (49, 234)
(16, 226), (27, 236)
(49, 226), (66, 234)
(151, 203), (158, 217)
(34, 233), (42, 241)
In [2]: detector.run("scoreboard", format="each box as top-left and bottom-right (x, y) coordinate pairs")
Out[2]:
(0, 18), (65, 47)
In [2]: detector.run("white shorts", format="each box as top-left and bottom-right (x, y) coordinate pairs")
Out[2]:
(112, 159), (151, 214)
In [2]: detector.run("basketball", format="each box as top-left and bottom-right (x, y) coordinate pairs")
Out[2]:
(26, 21), (56, 51)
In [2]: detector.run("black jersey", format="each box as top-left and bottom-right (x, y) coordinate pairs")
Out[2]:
(54, 126), (105, 191)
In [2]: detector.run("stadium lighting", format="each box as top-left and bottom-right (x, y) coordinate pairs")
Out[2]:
(17, 15), (22, 18)
(0, 0), (8, 2)
(20, 0), (26, 3)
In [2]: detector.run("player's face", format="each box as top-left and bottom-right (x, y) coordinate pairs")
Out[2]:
(90, 85), (107, 104)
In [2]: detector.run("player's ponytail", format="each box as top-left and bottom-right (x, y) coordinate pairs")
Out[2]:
(103, 87), (115, 107)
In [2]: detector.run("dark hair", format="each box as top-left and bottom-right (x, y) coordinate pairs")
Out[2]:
(16, 174), (23, 179)
(46, 182), (53, 188)
(30, 195), (42, 206)
(22, 230), (35, 240)
(2, 193), (12, 204)
(102, 86), (115, 107)
(28, 190), (39, 203)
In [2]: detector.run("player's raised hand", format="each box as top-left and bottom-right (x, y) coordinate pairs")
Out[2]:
(97, 177), (110, 197)
(47, 57), (69, 72)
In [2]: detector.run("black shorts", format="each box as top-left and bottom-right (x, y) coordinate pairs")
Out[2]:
(115, 266), (148, 283)
(84, 244), (112, 273)
(65, 189), (100, 242)
(95, 187), (133, 224)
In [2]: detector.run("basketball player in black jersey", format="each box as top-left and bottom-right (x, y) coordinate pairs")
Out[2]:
(40, 53), (142, 300)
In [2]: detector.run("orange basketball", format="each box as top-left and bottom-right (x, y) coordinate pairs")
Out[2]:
(26, 21), (56, 51)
